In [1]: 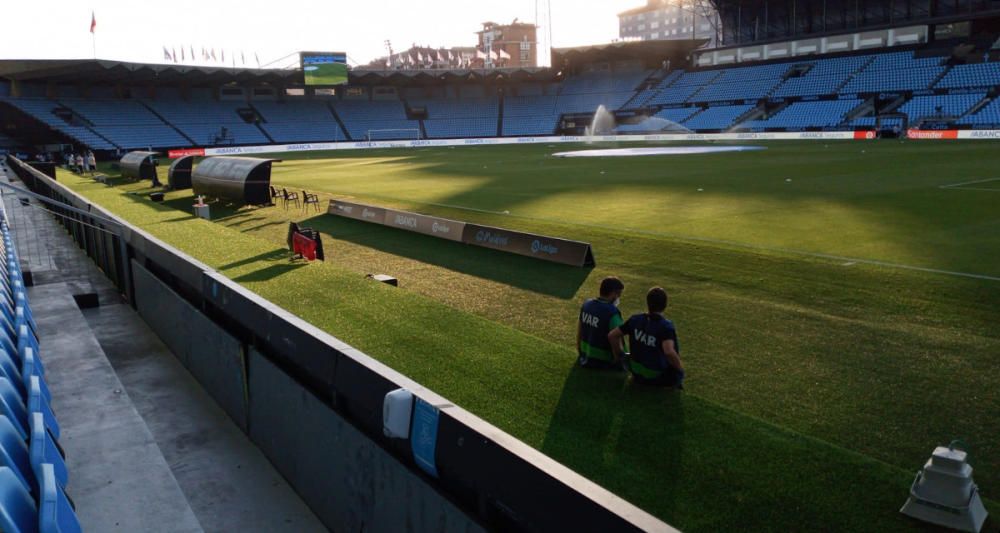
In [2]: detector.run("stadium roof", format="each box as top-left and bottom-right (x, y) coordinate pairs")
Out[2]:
(0, 59), (299, 85)
(552, 39), (707, 67)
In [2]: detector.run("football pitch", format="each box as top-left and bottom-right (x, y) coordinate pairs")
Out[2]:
(69, 140), (1000, 531)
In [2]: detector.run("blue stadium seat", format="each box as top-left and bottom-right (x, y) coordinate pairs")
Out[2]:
(20, 350), (49, 405)
(0, 466), (38, 533)
(38, 463), (80, 533)
(28, 378), (58, 442)
(0, 416), (34, 495)
(0, 378), (29, 440)
(29, 414), (66, 491)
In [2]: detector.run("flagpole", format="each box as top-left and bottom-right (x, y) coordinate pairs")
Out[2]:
(91, 33), (96, 59)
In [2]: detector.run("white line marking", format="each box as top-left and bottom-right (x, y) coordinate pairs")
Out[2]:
(939, 177), (1000, 189)
(326, 192), (1000, 282)
(941, 187), (1000, 193)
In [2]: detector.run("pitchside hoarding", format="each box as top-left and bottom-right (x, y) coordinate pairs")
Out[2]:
(327, 200), (594, 267)
(383, 210), (466, 242)
(462, 223), (595, 267)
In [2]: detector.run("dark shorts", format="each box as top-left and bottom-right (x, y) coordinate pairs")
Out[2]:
(632, 367), (684, 388)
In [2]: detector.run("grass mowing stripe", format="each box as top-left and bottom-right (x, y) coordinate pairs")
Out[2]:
(56, 168), (997, 531)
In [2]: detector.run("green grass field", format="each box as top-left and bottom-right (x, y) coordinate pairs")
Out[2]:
(69, 140), (1000, 531)
(303, 62), (348, 85)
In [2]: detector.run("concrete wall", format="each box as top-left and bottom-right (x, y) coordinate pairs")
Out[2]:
(248, 348), (482, 533)
(133, 259), (483, 533)
(133, 260), (248, 431)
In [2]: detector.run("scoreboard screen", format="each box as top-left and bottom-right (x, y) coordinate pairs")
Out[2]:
(301, 52), (348, 85)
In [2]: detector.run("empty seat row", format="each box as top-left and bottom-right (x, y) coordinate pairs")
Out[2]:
(0, 208), (80, 533)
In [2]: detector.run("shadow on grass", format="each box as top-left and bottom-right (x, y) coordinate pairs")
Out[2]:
(298, 214), (590, 299)
(218, 248), (291, 271)
(541, 364), (684, 520)
(232, 262), (308, 283)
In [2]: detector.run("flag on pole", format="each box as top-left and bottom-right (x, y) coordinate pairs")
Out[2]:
(211, 49), (217, 61)
(90, 11), (96, 33)
(172, 47), (177, 62)
(181, 47), (186, 61)
(255, 52), (261, 67)
(221, 49), (225, 62)
(163, 46), (172, 61)
(191, 45), (196, 60)
(241, 51), (245, 65)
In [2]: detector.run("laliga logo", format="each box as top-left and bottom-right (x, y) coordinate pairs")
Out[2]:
(531, 240), (558, 255)
(431, 222), (451, 234)
(362, 208), (378, 219)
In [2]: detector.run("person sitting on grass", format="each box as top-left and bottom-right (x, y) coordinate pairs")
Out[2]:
(610, 287), (684, 389)
(576, 276), (626, 370)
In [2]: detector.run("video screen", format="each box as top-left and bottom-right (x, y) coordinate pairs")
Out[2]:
(301, 52), (348, 85)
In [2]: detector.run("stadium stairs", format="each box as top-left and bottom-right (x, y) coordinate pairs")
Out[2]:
(0, 162), (325, 531)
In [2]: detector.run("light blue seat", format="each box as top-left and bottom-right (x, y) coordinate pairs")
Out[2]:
(39, 463), (79, 533)
(0, 349), (27, 400)
(29, 414), (66, 490)
(17, 327), (41, 375)
(28, 378), (58, 442)
(0, 416), (34, 495)
(0, 378), (29, 440)
(20, 350), (49, 404)
(0, 466), (38, 533)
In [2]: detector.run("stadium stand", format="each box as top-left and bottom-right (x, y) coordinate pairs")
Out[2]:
(897, 93), (986, 123)
(744, 99), (862, 129)
(5, 43), (1000, 149)
(502, 95), (559, 136)
(839, 51), (947, 93)
(934, 62), (1000, 90)
(332, 100), (416, 140)
(141, 99), (269, 145)
(681, 104), (755, 130)
(1, 99), (116, 150)
(554, 67), (648, 114)
(413, 97), (499, 138)
(56, 98), (191, 149)
(958, 96), (1000, 127)
(253, 100), (344, 142)
(0, 205), (81, 533)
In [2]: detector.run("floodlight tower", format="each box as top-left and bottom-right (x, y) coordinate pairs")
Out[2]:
(534, 0), (552, 67)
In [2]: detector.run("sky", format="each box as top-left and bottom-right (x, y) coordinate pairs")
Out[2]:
(0, 0), (645, 68)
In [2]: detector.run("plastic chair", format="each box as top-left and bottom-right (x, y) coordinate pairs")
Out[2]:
(0, 416), (33, 495)
(39, 463), (80, 533)
(0, 378), (28, 440)
(0, 466), (37, 533)
(16, 327), (40, 375)
(29, 414), (66, 490)
(0, 351), (26, 400)
(20, 350), (49, 405)
(27, 378), (58, 441)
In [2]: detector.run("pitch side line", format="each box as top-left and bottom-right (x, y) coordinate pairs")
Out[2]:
(939, 177), (1000, 190)
(329, 191), (1000, 282)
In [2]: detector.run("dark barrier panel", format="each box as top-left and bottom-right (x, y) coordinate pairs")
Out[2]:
(247, 348), (482, 533)
(192, 156), (274, 205)
(27, 162), (56, 179)
(119, 151), (158, 181)
(134, 261), (248, 431)
(328, 199), (594, 266)
(11, 156), (673, 533)
(167, 155), (194, 190)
